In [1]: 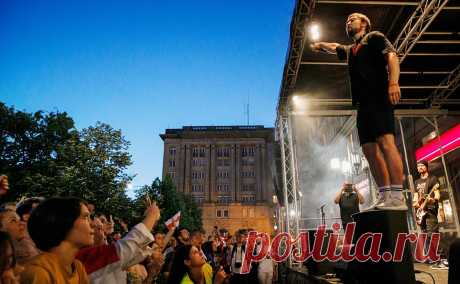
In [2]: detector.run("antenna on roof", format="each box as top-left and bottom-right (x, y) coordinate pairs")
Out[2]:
(245, 93), (250, 126)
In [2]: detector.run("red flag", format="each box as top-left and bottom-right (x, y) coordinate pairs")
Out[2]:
(165, 211), (181, 231)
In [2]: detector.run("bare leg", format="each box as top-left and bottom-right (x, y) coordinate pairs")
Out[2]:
(376, 134), (404, 185)
(361, 142), (391, 187)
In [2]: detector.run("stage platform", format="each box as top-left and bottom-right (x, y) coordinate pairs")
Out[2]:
(285, 262), (448, 284)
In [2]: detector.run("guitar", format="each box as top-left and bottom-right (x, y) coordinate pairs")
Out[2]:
(415, 183), (439, 225)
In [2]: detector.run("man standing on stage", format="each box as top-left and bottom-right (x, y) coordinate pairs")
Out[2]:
(311, 13), (405, 210)
(334, 182), (364, 229)
(412, 160), (447, 269)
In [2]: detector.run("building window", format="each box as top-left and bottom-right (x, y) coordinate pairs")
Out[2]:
(192, 184), (204, 192)
(169, 159), (175, 167)
(216, 209), (229, 218)
(199, 148), (206, 157)
(192, 172), (205, 180)
(192, 147), (199, 158)
(241, 171), (255, 178)
(169, 147), (177, 156)
(217, 147), (230, 158)
(242, 146), (255, 157)
(192, 196), (204, 204)
(217, 196), (232, 204)
(249, 208), (255, 218)
(241, 195), (255, 204)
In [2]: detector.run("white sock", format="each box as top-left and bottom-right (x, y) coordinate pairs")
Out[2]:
(391, 184), (404, 200)
(378, 186), (391, 201)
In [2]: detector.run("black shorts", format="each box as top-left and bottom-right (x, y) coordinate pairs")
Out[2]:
(356, 108), (395, 145)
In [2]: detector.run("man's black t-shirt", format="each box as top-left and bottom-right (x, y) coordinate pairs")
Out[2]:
(336, 31), (396, 110)
(415, 175), (440, 215)
(339, 192), (360, 225)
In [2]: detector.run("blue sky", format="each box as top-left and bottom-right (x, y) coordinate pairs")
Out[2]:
(0, 0), (294, 195)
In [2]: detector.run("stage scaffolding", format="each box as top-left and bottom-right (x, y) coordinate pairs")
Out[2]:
(275, 107), (460, 265)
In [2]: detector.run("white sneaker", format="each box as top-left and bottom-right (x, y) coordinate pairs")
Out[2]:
(362, 195), (386, 211)
(375, 197), (408, 211)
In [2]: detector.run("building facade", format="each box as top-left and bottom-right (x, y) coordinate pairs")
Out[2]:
(160, 126), (275, 235)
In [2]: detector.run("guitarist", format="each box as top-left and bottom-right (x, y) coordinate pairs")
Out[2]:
(413, 160), (440, 231)
(412, 160), (448, 269)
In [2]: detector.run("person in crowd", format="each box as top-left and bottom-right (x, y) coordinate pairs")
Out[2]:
(257, 254), (273, 284)
(334, 182), (364, 230)
(166, 245), (226, 284)
(0, 208), (26, 243)
(91, 216), (108, 246)
(76, 199), (161, 284)
(95, 214), (115, 237)
(175, 227), (191, 248)
(1, 231), (24, 284)
(14, 198), (42, 264)
(0, 175), (9, 197)
(229, 231), (250, 284)
(202, 239), (218, 269)
(190, 230), (204, 248)
(311, 13), (405, 210)
(21, 197), (93, 283)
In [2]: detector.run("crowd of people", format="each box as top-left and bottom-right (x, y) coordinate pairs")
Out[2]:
(0, 175), (275, 284)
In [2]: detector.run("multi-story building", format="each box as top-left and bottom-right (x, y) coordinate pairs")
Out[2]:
(160, 125), (275, 235)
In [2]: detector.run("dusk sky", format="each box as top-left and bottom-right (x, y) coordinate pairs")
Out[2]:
(1, 1), (294, 195)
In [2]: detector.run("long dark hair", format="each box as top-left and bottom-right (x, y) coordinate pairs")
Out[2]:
(166, 245), (193, 284)
(0, 231), (16, 275)
(202, 241), (215, 263)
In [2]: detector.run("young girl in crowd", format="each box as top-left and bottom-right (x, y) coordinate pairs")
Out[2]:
(21, 197), (93, 283)
(167, 245), (226, 284)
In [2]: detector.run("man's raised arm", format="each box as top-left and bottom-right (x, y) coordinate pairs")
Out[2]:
(310, 42), (341, 54)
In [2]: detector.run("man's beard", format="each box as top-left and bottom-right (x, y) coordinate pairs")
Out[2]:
(346, 27), (362, 41)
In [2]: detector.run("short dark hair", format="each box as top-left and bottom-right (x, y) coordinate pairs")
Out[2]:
(417, 160), (429, 168)
(28, 197), (83, 251)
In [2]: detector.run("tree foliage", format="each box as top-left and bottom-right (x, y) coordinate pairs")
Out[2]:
(134, 176), (203, 232)
(1, 102), (203, 228)
(0, 102), (134, 222)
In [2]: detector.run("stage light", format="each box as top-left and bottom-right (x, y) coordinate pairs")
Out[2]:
(274, 224), (278, 231)
(330, 158), (340, 170)
(292, 95), (299, 103)
(309, 23), (320, 41)
(289, 209), (296, 217)
(298, 191), (303, 197)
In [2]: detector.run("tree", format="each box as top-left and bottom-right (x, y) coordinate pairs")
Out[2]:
(135, 176), (203, 232)
(0, 102), (135, 222)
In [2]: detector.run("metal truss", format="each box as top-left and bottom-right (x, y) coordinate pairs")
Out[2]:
(277, 0), (316, 116)
(276, 115), (300, 266)
(430, 64), (460, 106)
(394, 0), (450, 64)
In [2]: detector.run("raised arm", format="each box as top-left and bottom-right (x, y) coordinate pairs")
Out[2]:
(310, 42), (341, 54)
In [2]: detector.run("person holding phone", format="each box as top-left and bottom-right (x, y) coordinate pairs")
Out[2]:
(334, 182), (364, 230)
